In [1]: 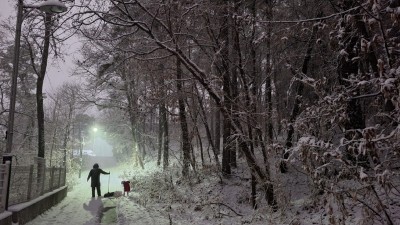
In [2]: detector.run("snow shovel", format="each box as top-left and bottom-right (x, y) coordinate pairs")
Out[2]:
(103, 172), (114, 198)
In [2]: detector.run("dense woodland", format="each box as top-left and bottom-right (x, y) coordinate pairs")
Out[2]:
(1, 0), (400, 224)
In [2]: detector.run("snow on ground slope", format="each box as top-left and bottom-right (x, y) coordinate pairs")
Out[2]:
(117, 196), (170, 225)
(118, 161), (275, 225)
(116, 159), (400, 225)
(22, 158), (400, 225)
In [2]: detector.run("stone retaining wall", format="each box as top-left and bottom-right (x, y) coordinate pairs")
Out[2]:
(0, 186), (68, 225)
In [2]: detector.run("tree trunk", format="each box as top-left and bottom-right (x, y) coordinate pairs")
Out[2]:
(122, 62), (144, 169)
(262, 0), (277, 208)
(37, 13), (52, 159)
(338, 11), (368, 131)
(214, 108), (221, 156)
(195, 84), (220, 168)
(249, 0), (257, 208)
(221, 1), (232, 176)
(157, 103), (164, 166)
(176, 56), (191, 178)
(265, 0), (274, 146)
(281, 20), (319, 173)
(162, 107), (169, 170)
(158, 95), (169, 171)
(49, 99), (59, 168)
(194, 121), (204, 167)
(222, 113), (232, 176)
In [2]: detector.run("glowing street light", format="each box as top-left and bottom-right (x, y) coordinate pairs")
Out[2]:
(37, 0), (68, 13)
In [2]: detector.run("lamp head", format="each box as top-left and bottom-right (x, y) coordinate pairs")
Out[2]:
(38, 0), (68, 13)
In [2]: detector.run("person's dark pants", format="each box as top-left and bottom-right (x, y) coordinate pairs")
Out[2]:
(92, 186), (101, 197)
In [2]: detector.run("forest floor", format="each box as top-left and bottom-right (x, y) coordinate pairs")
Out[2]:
(114, 158), (400, 225)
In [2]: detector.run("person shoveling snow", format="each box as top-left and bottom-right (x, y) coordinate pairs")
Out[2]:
(87, 163), (110, 198)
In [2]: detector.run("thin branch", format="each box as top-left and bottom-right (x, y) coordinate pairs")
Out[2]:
(205, 202), (243, 216)
(258, 6), (361, 24)
(350, 92), (381, 100)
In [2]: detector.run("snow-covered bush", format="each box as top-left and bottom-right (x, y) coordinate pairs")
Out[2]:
(284, 1), (400, 222)
(287, 62), (400, 224)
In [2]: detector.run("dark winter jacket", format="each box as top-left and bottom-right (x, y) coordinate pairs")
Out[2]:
(87, 168), (109, 187)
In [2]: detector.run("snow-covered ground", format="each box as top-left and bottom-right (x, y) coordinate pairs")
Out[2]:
(24, 163), (170, 225)
(24, 165), (118, 225)
(22, 158), (400, 225)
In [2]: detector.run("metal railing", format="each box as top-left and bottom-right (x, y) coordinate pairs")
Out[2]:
(0, 158), (65, 212)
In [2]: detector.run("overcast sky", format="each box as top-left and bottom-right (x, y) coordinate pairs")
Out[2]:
(0, 0), (81, 95)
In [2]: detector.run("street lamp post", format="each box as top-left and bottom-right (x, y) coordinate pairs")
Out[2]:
(3, 0), (67, 210)
(6, 0), (68, 155)
(5, 0), (24, 158)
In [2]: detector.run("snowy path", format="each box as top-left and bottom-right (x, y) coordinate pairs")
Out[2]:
(24, 165), (170, 225)
(25, 166), (122, 225)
